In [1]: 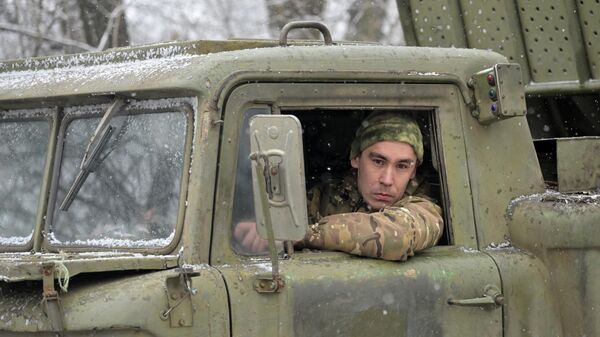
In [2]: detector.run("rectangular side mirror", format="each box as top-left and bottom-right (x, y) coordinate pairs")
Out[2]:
(249, 114), (308, 241)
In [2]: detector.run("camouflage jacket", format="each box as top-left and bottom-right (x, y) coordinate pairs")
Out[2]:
(299, 173), (443, 261)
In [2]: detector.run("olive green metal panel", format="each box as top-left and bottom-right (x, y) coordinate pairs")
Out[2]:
(0, 268), (229, 336)
(548, 248), (600, 337)
(33, 112), (59, 252)
(486, 250), (563, 337)
(0, 253), (179, 282)
(510, 197), (600, 249)
(556, 136), (600, 192)
(460, 113), (545, 246)
(516, 0), (585, 82)
(408, 0), (467, 48)
(218, 247), (502, 337)
(0, 44), (506, 107)
(576, 1), (600, 79)
(182, 95), (223, 265)
(396, 0), (418, 46)
(400, 0), (600, 93)
(459, 0), (531, 83)
(509, 198), (600, 337)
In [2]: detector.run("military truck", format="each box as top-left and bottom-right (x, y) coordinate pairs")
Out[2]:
(0, 15), (598, 337)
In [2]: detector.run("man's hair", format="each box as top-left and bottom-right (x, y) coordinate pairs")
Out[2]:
(350, 112), (424, 164)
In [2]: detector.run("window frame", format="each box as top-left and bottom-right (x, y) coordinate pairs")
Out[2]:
(0, 107), (56, 252)
(44, 99), (194, 253)
(212, 82), (477, 265)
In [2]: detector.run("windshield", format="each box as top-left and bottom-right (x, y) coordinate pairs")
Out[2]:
(49, 103), (188, 248)
(0, 111), (51, 246)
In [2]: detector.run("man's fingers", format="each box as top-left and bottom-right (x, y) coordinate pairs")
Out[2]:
(241, 229), (257, 248)
(234, 221), (269, 253)
(233, 221), (253, 240)
(251, 236), (268, 253)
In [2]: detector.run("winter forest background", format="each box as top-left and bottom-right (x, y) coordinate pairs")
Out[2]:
(0, 0), (405, 60)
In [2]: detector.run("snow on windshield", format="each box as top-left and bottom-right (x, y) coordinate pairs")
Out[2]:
(0, 231), (34, 246)
(48, 231), (175, 248)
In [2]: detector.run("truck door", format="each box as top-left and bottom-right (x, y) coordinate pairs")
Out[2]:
(212, 82), (503, 337)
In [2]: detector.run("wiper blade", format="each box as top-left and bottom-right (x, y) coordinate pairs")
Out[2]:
(59, 98), (126, 211)
(59, 126), (114, 211)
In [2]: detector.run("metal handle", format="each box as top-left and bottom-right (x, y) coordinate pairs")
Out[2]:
(279, 21), (333, 46)
(448, 284), (504, 307)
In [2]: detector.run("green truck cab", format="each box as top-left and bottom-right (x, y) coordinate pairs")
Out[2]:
(0, 18), (598, 336)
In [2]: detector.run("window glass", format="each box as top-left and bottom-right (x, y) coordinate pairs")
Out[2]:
(51, 110), (186, 247)
(232, 107), (449, 252)
(292, 109), (446, 244)
(0, 118), (49, 245)
(232, 108), (269, 254)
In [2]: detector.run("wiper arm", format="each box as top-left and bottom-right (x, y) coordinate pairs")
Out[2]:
(59, 98), (126, 211)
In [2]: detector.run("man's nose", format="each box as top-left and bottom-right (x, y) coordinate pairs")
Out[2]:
(379, 166), (394, 186)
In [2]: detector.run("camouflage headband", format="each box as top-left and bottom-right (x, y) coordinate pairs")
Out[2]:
(350, 112), (424, 164)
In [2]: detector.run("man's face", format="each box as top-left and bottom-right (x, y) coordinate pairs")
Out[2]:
(350, 140), (417, 210)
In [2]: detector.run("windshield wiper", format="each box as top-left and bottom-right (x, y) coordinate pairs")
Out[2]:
(59, 98), (126, 211)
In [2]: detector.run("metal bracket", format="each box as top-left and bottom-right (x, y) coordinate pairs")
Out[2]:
(254, 274), (285, 293)
(161, 267), (199, 327)
(41, 262), (65, 335)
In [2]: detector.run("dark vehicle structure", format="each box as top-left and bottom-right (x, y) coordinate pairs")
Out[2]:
(0, 1), (599, 336)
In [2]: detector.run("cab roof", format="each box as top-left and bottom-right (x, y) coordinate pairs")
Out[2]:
(0, 39), (506, 107)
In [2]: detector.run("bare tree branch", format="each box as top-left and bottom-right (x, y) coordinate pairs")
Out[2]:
(0, 22), (95, 52)
(96, 4), (125, 50)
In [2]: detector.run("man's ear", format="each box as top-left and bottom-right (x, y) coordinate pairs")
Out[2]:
(350, 155), (360, 169)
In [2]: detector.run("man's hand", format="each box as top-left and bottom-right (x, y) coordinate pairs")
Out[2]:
(233, 221), (269, 253)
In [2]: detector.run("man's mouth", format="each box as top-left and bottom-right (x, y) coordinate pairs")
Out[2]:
(373, 193), (392, 202)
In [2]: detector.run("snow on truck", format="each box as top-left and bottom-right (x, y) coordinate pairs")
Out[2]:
(0, 13), (598, 337)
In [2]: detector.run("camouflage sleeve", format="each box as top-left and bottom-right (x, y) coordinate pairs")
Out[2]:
(301, 196), (443, 261)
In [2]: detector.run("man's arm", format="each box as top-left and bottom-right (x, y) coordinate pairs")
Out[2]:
(300, 196), (443, 261)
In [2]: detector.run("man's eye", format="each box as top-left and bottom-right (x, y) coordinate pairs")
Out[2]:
(397, 161), (414, 170)
(372, 158), (384, 166)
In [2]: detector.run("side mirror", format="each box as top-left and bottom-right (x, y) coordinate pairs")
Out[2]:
(249, 114), (308, 241)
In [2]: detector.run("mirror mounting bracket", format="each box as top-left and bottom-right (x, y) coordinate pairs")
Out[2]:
(250, 151), (284, 293)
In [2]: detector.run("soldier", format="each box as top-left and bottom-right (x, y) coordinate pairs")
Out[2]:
(299, 112), (443, 260)
(234, 112), (443, 261)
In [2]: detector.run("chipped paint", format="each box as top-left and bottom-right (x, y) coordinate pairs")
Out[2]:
(403, 268), (417, 278)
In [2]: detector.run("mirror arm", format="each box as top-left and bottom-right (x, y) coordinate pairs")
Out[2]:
(284, 241), (295, 256)
(250, 152), (285, 292)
